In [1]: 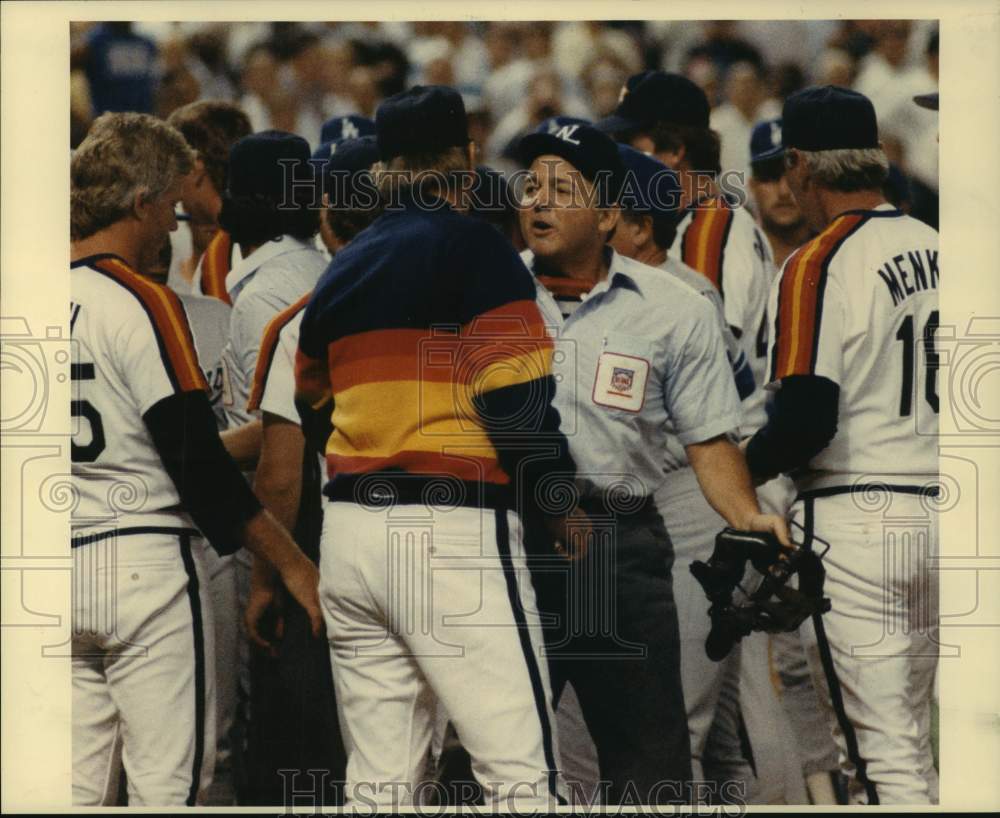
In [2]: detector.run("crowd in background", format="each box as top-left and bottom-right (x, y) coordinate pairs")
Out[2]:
(70, 19), (939, 226)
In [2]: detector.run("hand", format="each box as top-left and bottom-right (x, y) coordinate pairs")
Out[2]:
(278, 554), (324, 639)
(545, 507), (592, 561)
(245, 575), (284, 657)
(745, 512), (794, 548)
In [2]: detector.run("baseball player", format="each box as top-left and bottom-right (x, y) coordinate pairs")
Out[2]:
(516, 122), (792, 805)
(747, 117), (842, 805)
(69, 112), (322, 807)
(214, 129), (328, 800)
(237, 135), (381, 805)
(744, 86), (940, 804)
(596, 71), (773, 435)
(747, 119), (813, 269)
(293, 85), (578, 809)
(165, 101), (252, 296)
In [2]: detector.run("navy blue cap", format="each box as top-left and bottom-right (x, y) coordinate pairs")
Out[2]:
(616, 145), (683, 219)
(749, 118), (785, 164)
(782, 86), (879, 152)
(227, 130), (312, 198)
(595, 71), (711, 134)
(320, 114), (376, 145)
(534, 115), (592, 135)
(518, 122), (626, 204)
(312, 135), (380, 209)
(375, 85), (469, 161)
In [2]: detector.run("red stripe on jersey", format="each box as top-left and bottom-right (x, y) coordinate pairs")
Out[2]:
(200, 230), (233, 305)
(771, 214), (865, 379)
(681, 197), (734, 295)
(247, 291), (312, 413)
(93, 257), (208, 393)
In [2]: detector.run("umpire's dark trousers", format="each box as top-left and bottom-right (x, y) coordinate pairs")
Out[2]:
(525, 496), (693, 805)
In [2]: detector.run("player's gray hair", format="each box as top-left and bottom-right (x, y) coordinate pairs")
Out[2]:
(372, 146), (472, 204)
(798, 147), (890, 192)
(71, 112), (195, 241)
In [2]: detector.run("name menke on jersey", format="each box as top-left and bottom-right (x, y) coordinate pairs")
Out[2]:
(876, 247), (939, 307)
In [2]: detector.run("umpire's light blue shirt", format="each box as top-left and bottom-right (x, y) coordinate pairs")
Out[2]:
(524, 248), (742, 499)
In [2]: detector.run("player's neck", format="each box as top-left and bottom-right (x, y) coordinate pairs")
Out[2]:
(764, 222), (812, 267)
(634, 243), (667, 268)
(820, 189), (889, 224)
(678, 169), (719, 210)
(71, 223), (141, 271)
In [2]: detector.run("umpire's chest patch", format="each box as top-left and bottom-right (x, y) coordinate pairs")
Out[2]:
(592, 351), (650, 412)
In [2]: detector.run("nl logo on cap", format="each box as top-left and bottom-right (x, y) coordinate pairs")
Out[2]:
(554, 124), (582, 146)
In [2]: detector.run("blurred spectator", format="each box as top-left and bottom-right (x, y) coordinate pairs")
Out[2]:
(771, 61), (806, 102)
(582, 56), (631, 119)
(186, 26), (240, 100)
(710, 61), (780, 176)
(486, 64), (591, 165)
(551, 21), (642, 81)
(686, 21), (765, 77)
(72, 22), (159, 115)
(816, 48), (855, 88)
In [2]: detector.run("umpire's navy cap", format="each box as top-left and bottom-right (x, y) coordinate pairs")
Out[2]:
(782, 86), (879, 152)
(320, 114), (376, 145)
(749, 118), (785, 164)
(375, 85), (469, 161)
(615, 144), (683, 220)
(227, 130), (312, 198)
(518, 122), (626, 205)
(595, 71), (710, 134)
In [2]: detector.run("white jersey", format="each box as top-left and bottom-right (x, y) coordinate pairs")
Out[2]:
(70, 254), (208, 537)
(178, 293), (231, 430)
(246, 295), (308, 423)
(221, 237), (327, 428)
(671, 196), (774, 431)
(765, 205), (939, 492)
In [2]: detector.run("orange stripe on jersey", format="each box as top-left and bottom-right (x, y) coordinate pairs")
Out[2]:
(681, 197), (735, 294)
(93, 257), (207, 393)
(201, 230), (233, 305)
(247, 291), (312, 413)
(771, 214), (865, 379)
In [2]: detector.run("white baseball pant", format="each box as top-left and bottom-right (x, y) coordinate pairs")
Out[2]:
(319, 500), (564, 810)
(792, 487), (940, 804)
(72, 529), (216, 806)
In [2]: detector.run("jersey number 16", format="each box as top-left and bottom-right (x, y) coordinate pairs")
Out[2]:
(896, 310), (939, 417)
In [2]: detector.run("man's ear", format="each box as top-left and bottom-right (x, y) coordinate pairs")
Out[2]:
(466, 141), (478, 168)
(132, 189), (151, 222)
(598, 205), (621, 235)
(633, 213), (654, 249)
(656, 143), (685, 171)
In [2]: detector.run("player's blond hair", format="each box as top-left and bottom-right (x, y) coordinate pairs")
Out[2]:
(71, 112), (195, 241)
(798, 147), (890, 193)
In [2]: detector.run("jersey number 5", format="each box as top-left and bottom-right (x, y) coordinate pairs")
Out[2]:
(896, 310), (939, 417)
(71, 362), (106, 462)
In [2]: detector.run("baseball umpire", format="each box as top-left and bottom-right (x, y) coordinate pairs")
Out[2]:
(516, 122), (792, 805)
(744, 86), (941, 804)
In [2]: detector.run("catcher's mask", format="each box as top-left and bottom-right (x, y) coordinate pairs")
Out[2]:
(690, 527), (831, 661)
